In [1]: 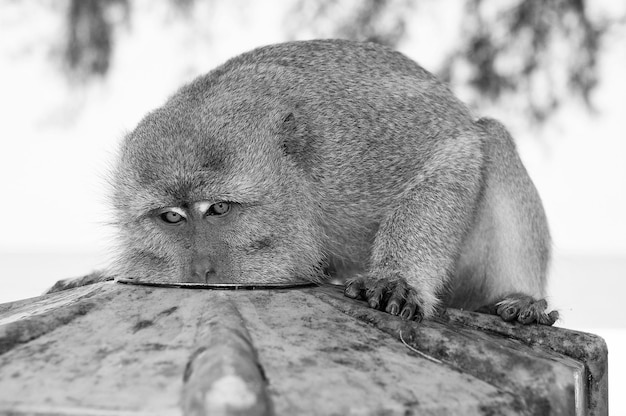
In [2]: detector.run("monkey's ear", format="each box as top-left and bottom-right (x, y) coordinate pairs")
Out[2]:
(277, 110), (314, 171)
(279, 112), (298, 155)
(282, 112), (296, 131)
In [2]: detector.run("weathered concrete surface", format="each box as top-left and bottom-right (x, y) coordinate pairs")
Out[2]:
(0, 282), (608, 416)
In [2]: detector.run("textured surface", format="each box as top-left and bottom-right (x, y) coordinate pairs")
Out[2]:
(0, 282), (608, 416)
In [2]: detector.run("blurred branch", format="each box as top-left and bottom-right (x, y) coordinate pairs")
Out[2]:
(58, 0), (623, 124)
(62, 0), (204, 81)
(168, 0), (197, 15)
(440, 0), (607, 123)
(287, 0), (414, 48)
(65, 0), (128, 80)
(288, 0), (622, 124)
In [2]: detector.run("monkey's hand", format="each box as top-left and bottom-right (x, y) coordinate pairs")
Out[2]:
(477, 294), (559, 326)
(343, 136), (483, 323)
(344, 275), (426, 322)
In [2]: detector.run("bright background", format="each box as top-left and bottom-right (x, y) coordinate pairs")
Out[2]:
(0, 1), (624, 413)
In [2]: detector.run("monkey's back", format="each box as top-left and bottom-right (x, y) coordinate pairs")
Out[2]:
(112, 39), (551, 317)
(180, 39), (477, 205)
(170, 40), (482, 264)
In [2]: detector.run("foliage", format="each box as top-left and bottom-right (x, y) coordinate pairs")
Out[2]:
(288, 0), (616, 123)
(441, 0), (605, 122)
(62, 0), (622, 123)
(65, 0), (128, 80)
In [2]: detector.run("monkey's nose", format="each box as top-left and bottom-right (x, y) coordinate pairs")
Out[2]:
(191, 257), (217, 283)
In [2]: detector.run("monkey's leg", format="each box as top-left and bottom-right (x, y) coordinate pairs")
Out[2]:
(454, 211), (559, 326)
(477, 294), (559, 326)
(461, 118), (557, 326)
(345, 140), (483, 321)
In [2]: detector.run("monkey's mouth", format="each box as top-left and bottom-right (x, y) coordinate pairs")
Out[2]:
(116, 278), (316, 290)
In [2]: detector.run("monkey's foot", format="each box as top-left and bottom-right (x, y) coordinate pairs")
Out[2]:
(344, 276), (424, 322)
(477, 294), (559, 326)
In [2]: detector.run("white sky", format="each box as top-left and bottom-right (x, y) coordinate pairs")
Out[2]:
(1, 0), (624, 257)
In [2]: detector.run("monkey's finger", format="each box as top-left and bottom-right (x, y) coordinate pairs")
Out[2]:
(385, 280), (411, 316)
(498, 304), (520, 322)
(517, 298), (544, 324)
(413, 309), (425, 323)
(385, 297), (403, 316)
(344, 280), (366, 299)
(365, 286), (386, 310)
(402, 303), (424, 322)
(496, 297), (530, 322)
(367, 293), (383, 310)
(399, 303), (416, 320)
(517, 309), (536, 324)
(537, 310), (559, 326)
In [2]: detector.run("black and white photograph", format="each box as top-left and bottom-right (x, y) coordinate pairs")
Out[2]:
(0, 0), (624, 414)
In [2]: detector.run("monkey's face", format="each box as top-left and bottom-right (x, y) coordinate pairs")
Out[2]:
(109, 92), (325, 285)
(148, 200), (244, 283)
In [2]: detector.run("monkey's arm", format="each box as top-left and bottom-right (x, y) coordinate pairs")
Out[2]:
(345, 136), (483, 320)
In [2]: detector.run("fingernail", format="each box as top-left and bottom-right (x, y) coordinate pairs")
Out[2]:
(414, 311), (424, 323)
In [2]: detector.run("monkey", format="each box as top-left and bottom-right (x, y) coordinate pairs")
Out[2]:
(108, 39), (557, 325)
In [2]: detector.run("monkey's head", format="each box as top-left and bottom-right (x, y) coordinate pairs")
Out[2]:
(108, 72), (325, 284)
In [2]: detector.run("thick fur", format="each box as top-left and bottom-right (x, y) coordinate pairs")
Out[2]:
(109, 39), (552, 321)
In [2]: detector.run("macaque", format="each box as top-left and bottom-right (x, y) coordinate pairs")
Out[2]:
(109, 39), (557, 325)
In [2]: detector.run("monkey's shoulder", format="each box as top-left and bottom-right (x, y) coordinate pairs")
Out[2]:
(180, 40), (446, 100)
(227, 39), (428, 76)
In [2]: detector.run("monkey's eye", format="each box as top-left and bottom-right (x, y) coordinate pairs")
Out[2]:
(158, 211), (185, 225)
(207, 202), (231, 216)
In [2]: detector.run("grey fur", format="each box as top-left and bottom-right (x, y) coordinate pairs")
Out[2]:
(110, 39), (552, 321)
